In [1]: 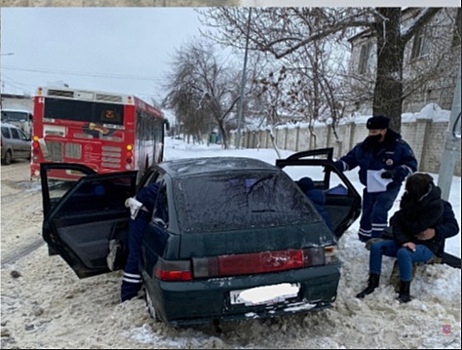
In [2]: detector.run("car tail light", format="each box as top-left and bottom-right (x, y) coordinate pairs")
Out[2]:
(192, 246), (337, 279)
(154, 258), (192, 281)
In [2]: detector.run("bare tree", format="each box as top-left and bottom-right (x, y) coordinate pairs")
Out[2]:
(199, 7), (443, 133)
(162, 40), (241, 149)
(244, 36), (349, 150)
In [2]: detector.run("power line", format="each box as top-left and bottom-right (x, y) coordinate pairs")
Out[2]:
(0, 76), (167, 99)
(1, 73), (38, 89)
(2, 65), (166, 82)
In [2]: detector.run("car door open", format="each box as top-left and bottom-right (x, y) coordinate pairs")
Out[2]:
(276, 147), (361, 239)
(40, 163), (137, 278)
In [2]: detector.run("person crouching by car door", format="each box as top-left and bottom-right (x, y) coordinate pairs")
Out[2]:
(122, 183), (160, 302)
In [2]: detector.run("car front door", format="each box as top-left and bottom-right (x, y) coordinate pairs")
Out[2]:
(276, 147), (362, 239)
(41, 163), (137, 278)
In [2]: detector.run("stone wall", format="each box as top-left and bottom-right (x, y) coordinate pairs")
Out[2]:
(235, 120), (461, 176)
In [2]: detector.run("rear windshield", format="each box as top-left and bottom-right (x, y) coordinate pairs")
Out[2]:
(174, 171), (318, 233)
(44, 98), (124, 125)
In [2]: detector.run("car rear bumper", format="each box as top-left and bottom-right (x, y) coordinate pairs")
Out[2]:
(143, 263), (341, 326)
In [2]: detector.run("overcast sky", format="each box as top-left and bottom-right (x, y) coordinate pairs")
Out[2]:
(1, 7), (210, 100)
(1, 3), (458, 102)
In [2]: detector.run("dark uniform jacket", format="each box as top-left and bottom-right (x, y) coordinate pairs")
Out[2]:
(336, 129), (417, 189)
(391, 184), (459, 256)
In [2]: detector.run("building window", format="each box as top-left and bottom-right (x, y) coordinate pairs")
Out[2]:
(411, 27), (431, 59)
(452, 8), (461, 47)
(358, 42), (372, 74)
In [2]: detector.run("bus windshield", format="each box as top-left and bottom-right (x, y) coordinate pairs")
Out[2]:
(44, 98), (124, 126)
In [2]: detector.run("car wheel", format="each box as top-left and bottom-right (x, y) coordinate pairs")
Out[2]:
(2, 150), (12, 165)
(145, 290), (161, 322)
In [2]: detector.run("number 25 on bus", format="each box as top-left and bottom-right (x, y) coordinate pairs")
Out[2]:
(30, 86), (169, 181)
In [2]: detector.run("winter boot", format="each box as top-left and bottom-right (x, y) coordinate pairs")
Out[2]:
(389, 261), (400, 292)
(397, 280), (411, 303)
(356, 273), (380, 299)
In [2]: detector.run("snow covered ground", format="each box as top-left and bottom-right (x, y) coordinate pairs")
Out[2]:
(0, 137), (460, 349)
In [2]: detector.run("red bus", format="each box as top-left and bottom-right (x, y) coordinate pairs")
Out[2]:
(30, 86), (168, 181)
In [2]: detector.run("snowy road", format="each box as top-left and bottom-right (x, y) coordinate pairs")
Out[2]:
(0, 143), (460, 349)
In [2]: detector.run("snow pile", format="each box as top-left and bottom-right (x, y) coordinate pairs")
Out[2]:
(0, 138), (460, 349)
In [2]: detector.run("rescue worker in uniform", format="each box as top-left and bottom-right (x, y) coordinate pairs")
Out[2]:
(121, 182), (160, 302)
(334, 115), (418, 242)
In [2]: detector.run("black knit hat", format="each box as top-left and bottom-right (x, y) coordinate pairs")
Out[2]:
(367, 115), (390, 130)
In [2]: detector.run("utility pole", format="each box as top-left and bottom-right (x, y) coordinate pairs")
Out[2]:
(438, 64), (461, 201)
(235, 7), (252, 149)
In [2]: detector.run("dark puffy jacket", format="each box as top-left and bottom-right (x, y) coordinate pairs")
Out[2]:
(335, 129), (417, 189)
(296, 177), (333, 232)
(391, 184), (459, 256)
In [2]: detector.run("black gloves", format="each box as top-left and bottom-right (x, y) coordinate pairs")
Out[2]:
(381, 170), (396, 179)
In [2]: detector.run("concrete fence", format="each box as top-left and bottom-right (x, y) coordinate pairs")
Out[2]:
(231, 119), (461, 177)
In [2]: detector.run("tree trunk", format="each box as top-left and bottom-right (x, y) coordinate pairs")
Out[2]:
(373, 8), (405, 134)
(217, 119), (229, 149)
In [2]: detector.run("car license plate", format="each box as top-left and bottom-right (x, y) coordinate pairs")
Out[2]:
(230, 283), (300, 306)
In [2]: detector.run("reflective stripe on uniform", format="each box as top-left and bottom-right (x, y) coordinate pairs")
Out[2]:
(372, 223), (388, 234)
(122, 277), (142, 284)
(123, 272), (141, 279)
(123, 272), (142, 284)
(359, 228), (372, 238)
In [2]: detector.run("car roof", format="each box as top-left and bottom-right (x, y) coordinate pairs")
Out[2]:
(0, 122), (22, 129)
(159, 156), (278, 179)
(0, 108), (32, 114)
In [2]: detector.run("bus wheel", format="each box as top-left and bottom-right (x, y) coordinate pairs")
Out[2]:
(2, 150), (12, 165)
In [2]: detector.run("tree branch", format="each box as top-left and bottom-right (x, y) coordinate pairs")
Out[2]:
(401, 8), (442, 44)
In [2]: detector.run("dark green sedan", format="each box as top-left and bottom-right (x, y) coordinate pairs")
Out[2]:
(40, 148), (361, 326)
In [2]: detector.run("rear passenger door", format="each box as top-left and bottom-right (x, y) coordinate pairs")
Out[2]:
(276, 148), (362, 239)
(16, 128), (31, 157)
(41, 163), (137, 278)
(9, 127), (30, 158)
